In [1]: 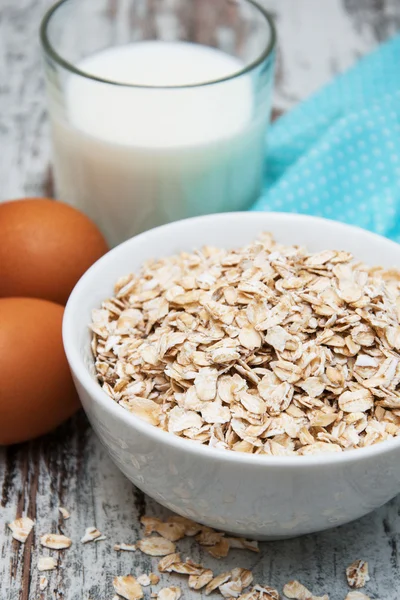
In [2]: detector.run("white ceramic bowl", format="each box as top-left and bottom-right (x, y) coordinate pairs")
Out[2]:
(63, 212), (400, 539)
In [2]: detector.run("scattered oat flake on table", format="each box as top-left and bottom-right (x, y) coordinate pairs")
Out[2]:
(231, 568), (254, 589)
(40, 533), (72, 550)
(95, 534), (107, 541)
(58, 507), (70, 520)
(205, 572), (232, 595)
(257, 584), (280, 600)
(346, 560), (370, 589)
(141, 516), (162, 535)
(38, 556), (57, 572)
(150, 573), (160, 585)
(219, 580), (244, 598)
(167, 559), (204, 576)
(137, 574), (151, 586)
(241, 584), (279, 600)
(238, 591), (256, 600)
(188, 568), (214, 590)
(196, 527), (225, 546)
(209, 568), (254, 598)
(81, 526), (103, 543)
(113, 575), (144, 600)
(153, 520), (187, 541)
(206, 537), (230, 558)
(166, 515), (202, 536)
(137, 536), (176, 556)
(158, 552), (181, 572)
(345, 593), (371, 600)
(114, 542), (137, 552)
(157, 587), (182, 600)
(8, 516), (34, 543)
(283, 580), (329, 600)
(140, 514), (187, 541)
(39, 576), (48, 591)
(226, 537), (259, 552)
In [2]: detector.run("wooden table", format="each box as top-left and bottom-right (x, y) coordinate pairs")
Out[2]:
(1, 1), (400, 598)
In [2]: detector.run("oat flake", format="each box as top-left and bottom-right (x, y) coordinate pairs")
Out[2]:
(157, 587), (182, 600)
(81, 527), (103, 543)
(39, 576), (48, 591)
(40, 533), (72, 550)
(137, 574), (151, 587)
(137, 536), (176, 556)
(8, 517), (34, 543)
(114, 542), (137, 552)
(113, 575), (143, 600)
(283, 580), (329, 600)
(346, 560), (370, 589)
(38, 557), (57, 572)
(58, 507), (70, 520)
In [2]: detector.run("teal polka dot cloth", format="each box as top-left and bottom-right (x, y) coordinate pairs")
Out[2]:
(253, 35), (400, 242)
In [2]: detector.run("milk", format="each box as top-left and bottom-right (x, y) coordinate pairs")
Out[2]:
(51, 41), (267, 246)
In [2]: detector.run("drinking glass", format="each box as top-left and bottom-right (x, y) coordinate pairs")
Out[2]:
(41, 0), (276, 246)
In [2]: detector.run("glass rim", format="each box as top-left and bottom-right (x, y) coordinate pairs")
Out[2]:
(40, 0), (276, 89)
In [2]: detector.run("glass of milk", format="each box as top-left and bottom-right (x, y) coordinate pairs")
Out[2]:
(41, 0), (276, 247)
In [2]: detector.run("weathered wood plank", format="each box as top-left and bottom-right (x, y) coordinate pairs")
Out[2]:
(1, 1), (400, 598)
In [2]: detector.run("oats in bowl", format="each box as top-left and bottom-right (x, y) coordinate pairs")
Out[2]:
(90, 233), (400, 456)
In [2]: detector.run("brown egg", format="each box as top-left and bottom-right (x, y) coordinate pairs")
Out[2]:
(0, 198), (108, 305)
(0, 298), (80, 445)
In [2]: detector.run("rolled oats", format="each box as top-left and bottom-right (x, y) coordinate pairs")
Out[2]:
(196, 527), (225, 546)
(226, 537), (259, 552)
(153, 520), (187, 542)
(114, 543), (137, 552)
(345, 593), (371, 600)
(92, 234), (400, 455)
(188, 569), (214, 590)
(81, 527), (103, 544)
(167, 559), (205, 576)
(39, 576), (48, 590)
(206, 572), (233, 595)
(157, 587), (182, 600)
(219, 579), (243, 597)
(38, 557), (57, 572)
(8, 516), (34, 543)
(166, 515), (202, 536)
(40, 533), (72, 550)
(137, 536), (176, 556)
(113, 575), (143, 600)
(137, 574), (151, 586)
(58, 507), (70, 520)
(205, 537), (231, 559)
(158, 552), (181, 572)
(282, 580), (328, 600)
(245, 584), (280, 600)
(141, 516), (162, 535)
(346, 560), (370, 589)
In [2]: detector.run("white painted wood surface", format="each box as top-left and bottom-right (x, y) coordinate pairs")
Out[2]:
(1, 1), (400, 598)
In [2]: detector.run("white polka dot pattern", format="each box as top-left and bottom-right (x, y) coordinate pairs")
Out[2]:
(253, 35), (400, 241)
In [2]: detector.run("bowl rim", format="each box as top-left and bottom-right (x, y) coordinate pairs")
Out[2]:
(63, 211), (400, 468)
